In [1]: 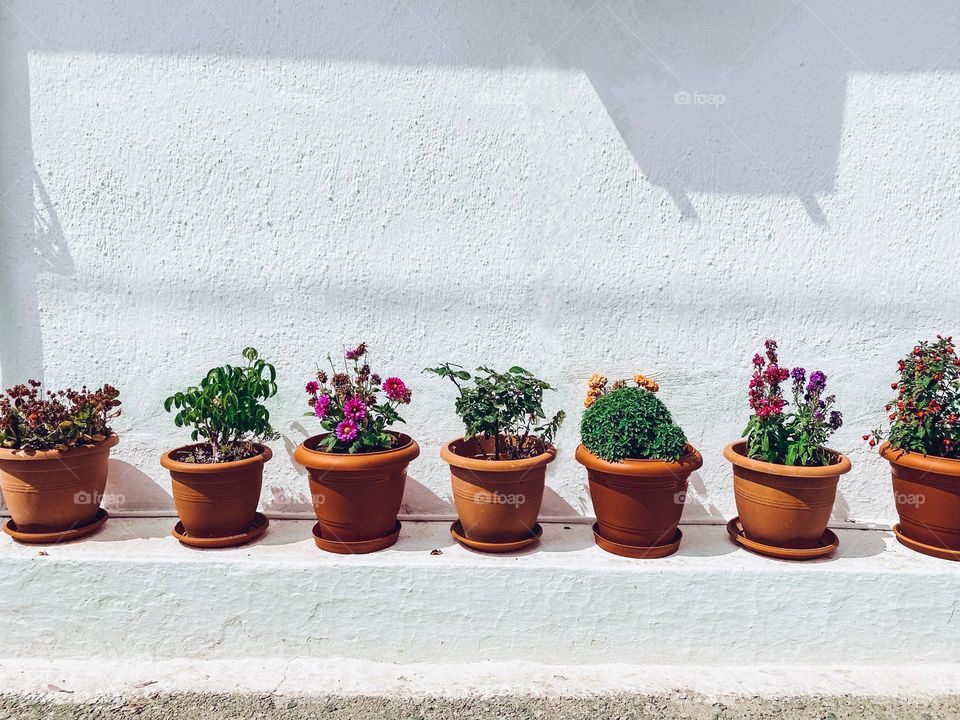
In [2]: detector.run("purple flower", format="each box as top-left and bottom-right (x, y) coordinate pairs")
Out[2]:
(343, 396), (367, 421)
(807, 370), (827, 394)
(314, 394), (331, 419)
(335, 419), (358, 442)
(790, 367), (806, 385)
(828, 410), (843, 430)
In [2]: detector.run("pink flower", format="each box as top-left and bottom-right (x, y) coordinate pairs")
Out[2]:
(305, 381), (319, 394)
(335, 419), (358, 442)
(314, 394), (331, 419)
(383, 377), (411, 403)
(343, 396), (367, 421)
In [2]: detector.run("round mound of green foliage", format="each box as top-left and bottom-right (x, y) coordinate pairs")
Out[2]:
(581, 386), (687, 462)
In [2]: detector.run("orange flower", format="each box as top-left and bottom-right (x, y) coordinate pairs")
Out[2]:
(633, 374), (659, 393)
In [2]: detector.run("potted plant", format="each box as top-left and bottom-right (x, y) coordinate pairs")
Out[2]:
(293, 343), (419, 554)
(870, 336), (960, 560)
(427, 363), (565, 552)
(576, 373), (702, 558)
(723, 339), (851, 558)
(0, 381), (121, 542)
(161, 348), (277, 547)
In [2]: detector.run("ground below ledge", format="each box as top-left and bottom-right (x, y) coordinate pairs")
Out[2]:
(2, 692), (959, 719)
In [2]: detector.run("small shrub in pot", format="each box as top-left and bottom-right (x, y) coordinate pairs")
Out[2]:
(160, 348), (277, 545)
(427, 363), (565, 548)
(576, 374), (702, 557)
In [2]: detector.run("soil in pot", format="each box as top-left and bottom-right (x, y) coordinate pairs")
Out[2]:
(576, 443), (703, 554)
(293, 432), (419, 551)
(0, 434), (119, 535)
(161, 443), (271, 542)
(881, 442), (960, 558)
(724, 439), (851, 550)
(441, 435), (554, 545)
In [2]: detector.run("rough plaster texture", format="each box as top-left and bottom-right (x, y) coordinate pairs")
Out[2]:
(2, 2), (960, 523)
(1, 520), (958, 664)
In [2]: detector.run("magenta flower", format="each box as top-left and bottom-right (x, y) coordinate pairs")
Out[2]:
(335, 419), (358, 442)
(343, 395), (367, 421)
(383, 377), (411, 403)
(314, 394), (331, 419)
(305, 381), (319, 394)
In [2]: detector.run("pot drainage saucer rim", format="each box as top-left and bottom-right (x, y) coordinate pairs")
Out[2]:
(3, 507), (109, 544)
(173, 512), (269, 549)
(592, 523), (682, 558)
(312, 520), (401, 554)
(726, 516), (838, 560)
(892, 523), (960, 562)
(450, 520), (542, 554)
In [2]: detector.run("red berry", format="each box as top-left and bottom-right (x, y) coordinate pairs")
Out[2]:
(869, 439), (877, 447)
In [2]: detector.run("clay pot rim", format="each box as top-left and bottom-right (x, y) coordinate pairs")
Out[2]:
(440, 436), (557, 472)
(575, 443), (703, 477)
(160, 442), (273, 473)
(294, 432), (420, 471)
(879, 441), (960, 474)
(0, 433), (119, 462)
(723, 439), (851, 477)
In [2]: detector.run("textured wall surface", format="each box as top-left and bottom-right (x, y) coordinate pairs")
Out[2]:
(1, 1), (959, 523)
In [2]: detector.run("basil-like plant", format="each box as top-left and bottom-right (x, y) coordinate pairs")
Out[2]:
(425, 363), (565, 460)
(580, 374), (687, 462)
(164, 347), (278, 463)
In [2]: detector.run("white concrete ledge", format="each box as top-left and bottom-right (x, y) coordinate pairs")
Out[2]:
(1, 520), (958, 666)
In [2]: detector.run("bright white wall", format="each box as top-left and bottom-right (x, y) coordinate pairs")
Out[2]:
(2, 1), (959, 524)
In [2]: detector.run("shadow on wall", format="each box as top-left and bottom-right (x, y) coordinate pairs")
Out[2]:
(1, 0), (959, 381)
(0, 13), (74, 388)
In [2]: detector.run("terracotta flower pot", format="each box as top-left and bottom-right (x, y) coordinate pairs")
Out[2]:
(724, 439), (851, 548)
(161, 443), (271, 538)
(880, 441), (960, 554)
(576, 443), (703, 548)
(441, 436), (555, 544)
(0, 434), (118, 533)
(294, 433), (420, 548)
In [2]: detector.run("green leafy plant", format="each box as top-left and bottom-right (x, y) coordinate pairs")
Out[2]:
(164, 348), (278, 463)
(0, 381), (121, 451)
(425, 363), (565, 460)
(580, 375), (687, 462)
(870, 336), (960, 458)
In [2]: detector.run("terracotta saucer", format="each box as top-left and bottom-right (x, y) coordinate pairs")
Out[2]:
(450, 520), (542, 554)
(3, 507), (109, 544)
(313, 520), (401, 554)
(892, 524), (960, 562)
(593, 524), (682, 558)
(172, 512), (269, 548)
(726, 516), (838, 560)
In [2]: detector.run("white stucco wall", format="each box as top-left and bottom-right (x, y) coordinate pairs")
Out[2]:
(1, 1), (958, 524)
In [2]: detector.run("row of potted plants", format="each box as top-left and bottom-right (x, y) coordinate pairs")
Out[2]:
(0, 338), (958, 561)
